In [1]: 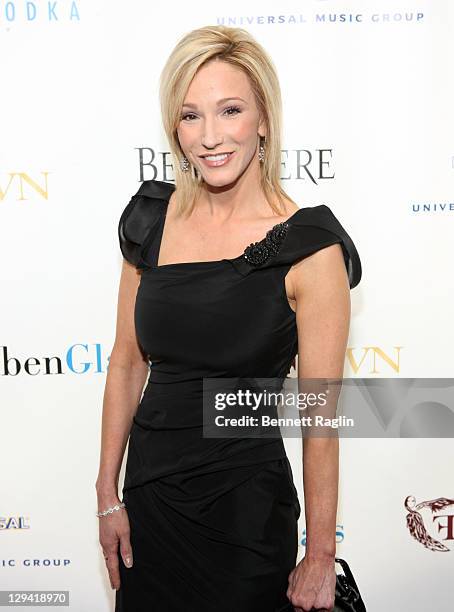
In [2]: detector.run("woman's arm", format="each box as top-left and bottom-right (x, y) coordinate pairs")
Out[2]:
(95, 260), (149, 588)
(286, 241), (351, 610)
(95, 260), (149, 504)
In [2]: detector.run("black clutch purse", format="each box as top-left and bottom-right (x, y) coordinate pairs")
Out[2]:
(333, 557), (366, 611)
(278, 556), (366, 612)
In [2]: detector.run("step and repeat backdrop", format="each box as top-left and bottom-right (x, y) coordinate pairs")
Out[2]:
(1, 0), (453, 610)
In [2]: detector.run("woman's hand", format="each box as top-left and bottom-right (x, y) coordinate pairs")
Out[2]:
(97, 496), (133, 590)
(286, 555), (336, 611)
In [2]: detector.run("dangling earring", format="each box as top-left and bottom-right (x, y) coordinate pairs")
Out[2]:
(180, 155), (190, 172)
(258, 137), (266, 164)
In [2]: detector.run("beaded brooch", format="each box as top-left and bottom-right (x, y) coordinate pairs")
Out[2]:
(243, 221), (290, 267)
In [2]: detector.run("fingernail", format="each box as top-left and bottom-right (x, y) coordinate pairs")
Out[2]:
(124, 556), (133, 568)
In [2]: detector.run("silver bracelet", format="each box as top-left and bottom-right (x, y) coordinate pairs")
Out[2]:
(96, 502), (126, 518)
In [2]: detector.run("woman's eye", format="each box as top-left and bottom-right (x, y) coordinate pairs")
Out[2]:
(223, 106), (241, 116)
(181, 112), (197, 121)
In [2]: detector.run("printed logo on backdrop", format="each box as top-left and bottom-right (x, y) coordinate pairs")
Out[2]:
(0, 1), (80, 25)
(301, 524), (344, 547)
(215, 5), (424, 27)
(405, 496), (454, 552)
(411, 201), (454, 214)
(136, 146), (336, 185)
(0, 345), (108, 375)
(0, 515), (30, 530)
(0, 173), (49, 201)
(0, 558), (71, 568)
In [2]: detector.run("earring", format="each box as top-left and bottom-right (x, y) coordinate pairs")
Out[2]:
(180, 155), (190, 172)
(258, 138), (265, 163)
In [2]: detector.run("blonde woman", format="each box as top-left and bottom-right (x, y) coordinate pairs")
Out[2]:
(96, 24), (362, 612)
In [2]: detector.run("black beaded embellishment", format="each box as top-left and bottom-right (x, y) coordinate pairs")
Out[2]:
(243, 221), (290, 267)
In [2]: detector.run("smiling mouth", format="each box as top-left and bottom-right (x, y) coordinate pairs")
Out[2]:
(199, 152), (235, 167)
(199, 152), (233, 160)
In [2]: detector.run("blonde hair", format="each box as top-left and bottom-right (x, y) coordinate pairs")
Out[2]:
(159, 24), (297, 217)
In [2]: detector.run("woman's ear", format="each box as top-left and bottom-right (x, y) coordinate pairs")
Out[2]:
(258, 113), (267, 139)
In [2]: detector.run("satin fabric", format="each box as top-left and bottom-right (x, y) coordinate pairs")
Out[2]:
(114, 179), (362, 611)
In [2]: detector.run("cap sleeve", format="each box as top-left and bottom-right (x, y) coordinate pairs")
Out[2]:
(118, 179), (175, 268)
(278, 205), (362, 289)
(229, 204), (362, 289)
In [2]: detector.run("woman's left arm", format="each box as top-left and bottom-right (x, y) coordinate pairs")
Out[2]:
(286, 241), (351, 612)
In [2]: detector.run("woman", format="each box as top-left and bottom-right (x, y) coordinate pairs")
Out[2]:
(96, 25), (362, 612)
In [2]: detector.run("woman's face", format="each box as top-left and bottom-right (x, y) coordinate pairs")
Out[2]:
(176, 59), (266, 188)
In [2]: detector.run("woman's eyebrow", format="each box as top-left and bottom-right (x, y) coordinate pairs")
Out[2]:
(182, 96), (248, 109)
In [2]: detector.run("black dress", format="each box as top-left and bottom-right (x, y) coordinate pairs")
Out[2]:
(114, 179), (362, 612)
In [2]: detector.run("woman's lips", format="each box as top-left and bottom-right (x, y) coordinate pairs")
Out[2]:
(199, 151), (235, 168)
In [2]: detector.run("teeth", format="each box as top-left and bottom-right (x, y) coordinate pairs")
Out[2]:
(204, 153), (230, 161)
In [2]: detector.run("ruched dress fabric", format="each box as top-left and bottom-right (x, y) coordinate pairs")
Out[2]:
(114, 179), (362, 612)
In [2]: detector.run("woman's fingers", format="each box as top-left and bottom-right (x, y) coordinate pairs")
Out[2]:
(286, 567), (296, 598)
(104, 547), (121, 590)
(119, 529), (133, 568)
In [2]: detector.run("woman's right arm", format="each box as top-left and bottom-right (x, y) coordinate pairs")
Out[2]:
(95, 260), (149, 588)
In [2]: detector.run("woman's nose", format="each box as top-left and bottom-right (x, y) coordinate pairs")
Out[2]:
(200, 116), (223, 149)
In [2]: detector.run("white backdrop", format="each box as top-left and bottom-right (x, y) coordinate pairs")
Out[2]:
(1, 1), (453, 610)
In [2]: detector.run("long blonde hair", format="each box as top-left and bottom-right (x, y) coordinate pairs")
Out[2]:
(159, 24), (297, 216)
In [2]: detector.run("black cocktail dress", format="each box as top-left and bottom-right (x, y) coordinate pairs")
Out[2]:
(114, 179), (362, 611)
